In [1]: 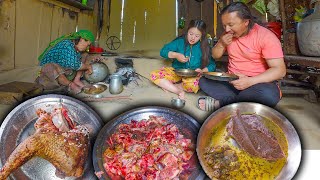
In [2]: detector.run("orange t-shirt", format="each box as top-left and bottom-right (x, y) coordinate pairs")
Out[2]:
(227, 24), (284, 77)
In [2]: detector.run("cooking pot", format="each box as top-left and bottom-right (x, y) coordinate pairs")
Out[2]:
(84, 62), (110, 83)
(296, 1), (320, 56)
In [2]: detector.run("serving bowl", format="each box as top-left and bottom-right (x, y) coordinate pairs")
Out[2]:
(93, 106), (205, 179)
(197, 102), (301, 180)
(83, 83), (108, 95)
(171, 98), (186, 109)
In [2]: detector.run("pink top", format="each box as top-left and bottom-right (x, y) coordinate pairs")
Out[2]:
(227, 24), (284, 77)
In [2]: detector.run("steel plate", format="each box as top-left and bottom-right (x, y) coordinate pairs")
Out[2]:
(93, 106), (206, 180)
(174, 69), (199, 77)
(203, 72), (238, 81)
(0, 94), (104, 180)
(83, 83), (108, 95)
(197, 102), (302, 180)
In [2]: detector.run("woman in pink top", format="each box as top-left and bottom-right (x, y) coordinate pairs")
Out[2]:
(198, 2), (286, 111)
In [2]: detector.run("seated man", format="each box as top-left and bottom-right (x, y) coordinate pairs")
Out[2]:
(198, 2), (286, 111)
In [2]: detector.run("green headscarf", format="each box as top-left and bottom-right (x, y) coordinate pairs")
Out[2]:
(38, 29), (94, 61)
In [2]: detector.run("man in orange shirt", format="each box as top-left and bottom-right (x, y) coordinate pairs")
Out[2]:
(198, 2), (286, 111)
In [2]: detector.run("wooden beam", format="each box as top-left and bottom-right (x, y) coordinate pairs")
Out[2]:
(40, 0), (80, 12)
(279, 0), (287, 53)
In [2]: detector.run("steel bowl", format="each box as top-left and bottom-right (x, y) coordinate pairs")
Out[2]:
(84, 62), (110, 83)
(0, 94), (104, 180)
(197, 102), (301, 180)
(171, 98), (186, 109)
(93, 106), (205, 180)
(174, 69), (198, 77)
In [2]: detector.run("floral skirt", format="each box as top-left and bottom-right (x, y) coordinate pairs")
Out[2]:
(150, 67), (200, 93)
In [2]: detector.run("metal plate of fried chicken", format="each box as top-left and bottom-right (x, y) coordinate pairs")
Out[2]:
(0, 94), (103, 180)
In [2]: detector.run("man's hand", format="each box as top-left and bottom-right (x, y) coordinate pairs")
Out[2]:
(230, 73), (253, 90)
(219, 32), (234, 47)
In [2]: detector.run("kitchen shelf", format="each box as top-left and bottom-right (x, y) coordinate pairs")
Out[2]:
(57, 0), (93, 10)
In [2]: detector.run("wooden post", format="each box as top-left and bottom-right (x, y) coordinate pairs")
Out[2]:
(279, 0), (287, 54)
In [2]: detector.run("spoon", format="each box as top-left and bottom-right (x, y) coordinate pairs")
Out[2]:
(186, 56), (190, 68)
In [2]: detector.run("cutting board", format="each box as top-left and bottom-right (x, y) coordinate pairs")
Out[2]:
(0, 81), (43, 105)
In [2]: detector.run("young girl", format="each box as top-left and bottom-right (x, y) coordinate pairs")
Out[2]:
(150, 20), (216, 99)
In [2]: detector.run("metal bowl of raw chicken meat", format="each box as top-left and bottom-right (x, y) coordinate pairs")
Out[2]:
(197, 102), (301, 180)
(0, 94), (103, 180)
(93, 106), (206, 179)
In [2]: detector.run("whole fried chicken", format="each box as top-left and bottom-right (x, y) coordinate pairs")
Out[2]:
(0, 107), (90, 180)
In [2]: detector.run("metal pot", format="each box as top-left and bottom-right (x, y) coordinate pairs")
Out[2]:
(84, 62), (110, 83)
(296, 1), (320, 56)
(109, 74), (123, 94)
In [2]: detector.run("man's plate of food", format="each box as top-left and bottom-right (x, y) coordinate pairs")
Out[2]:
(203, 72), (239, 81)
(0, 94), (103, 180)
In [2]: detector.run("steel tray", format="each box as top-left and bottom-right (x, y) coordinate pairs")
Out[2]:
(92, 106), (206, 180)
(197, 102), (301, 180)
(0, 94), (104, 180)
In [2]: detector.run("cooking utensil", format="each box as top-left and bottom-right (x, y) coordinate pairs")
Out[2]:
(186, 56), (191, 68)
(83, 83), (108, 95)
(84, 62), (110, 83)
(0, 94), (104, 180)
(92, 106), (206, 180)
(174, 69), (198, 77)
(197, 102), (301, 180)
(81, 95), (132, 102)
(171, 98), (186, 109)
(203, 72), (238, 81)
(109, 74), (123, 94)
